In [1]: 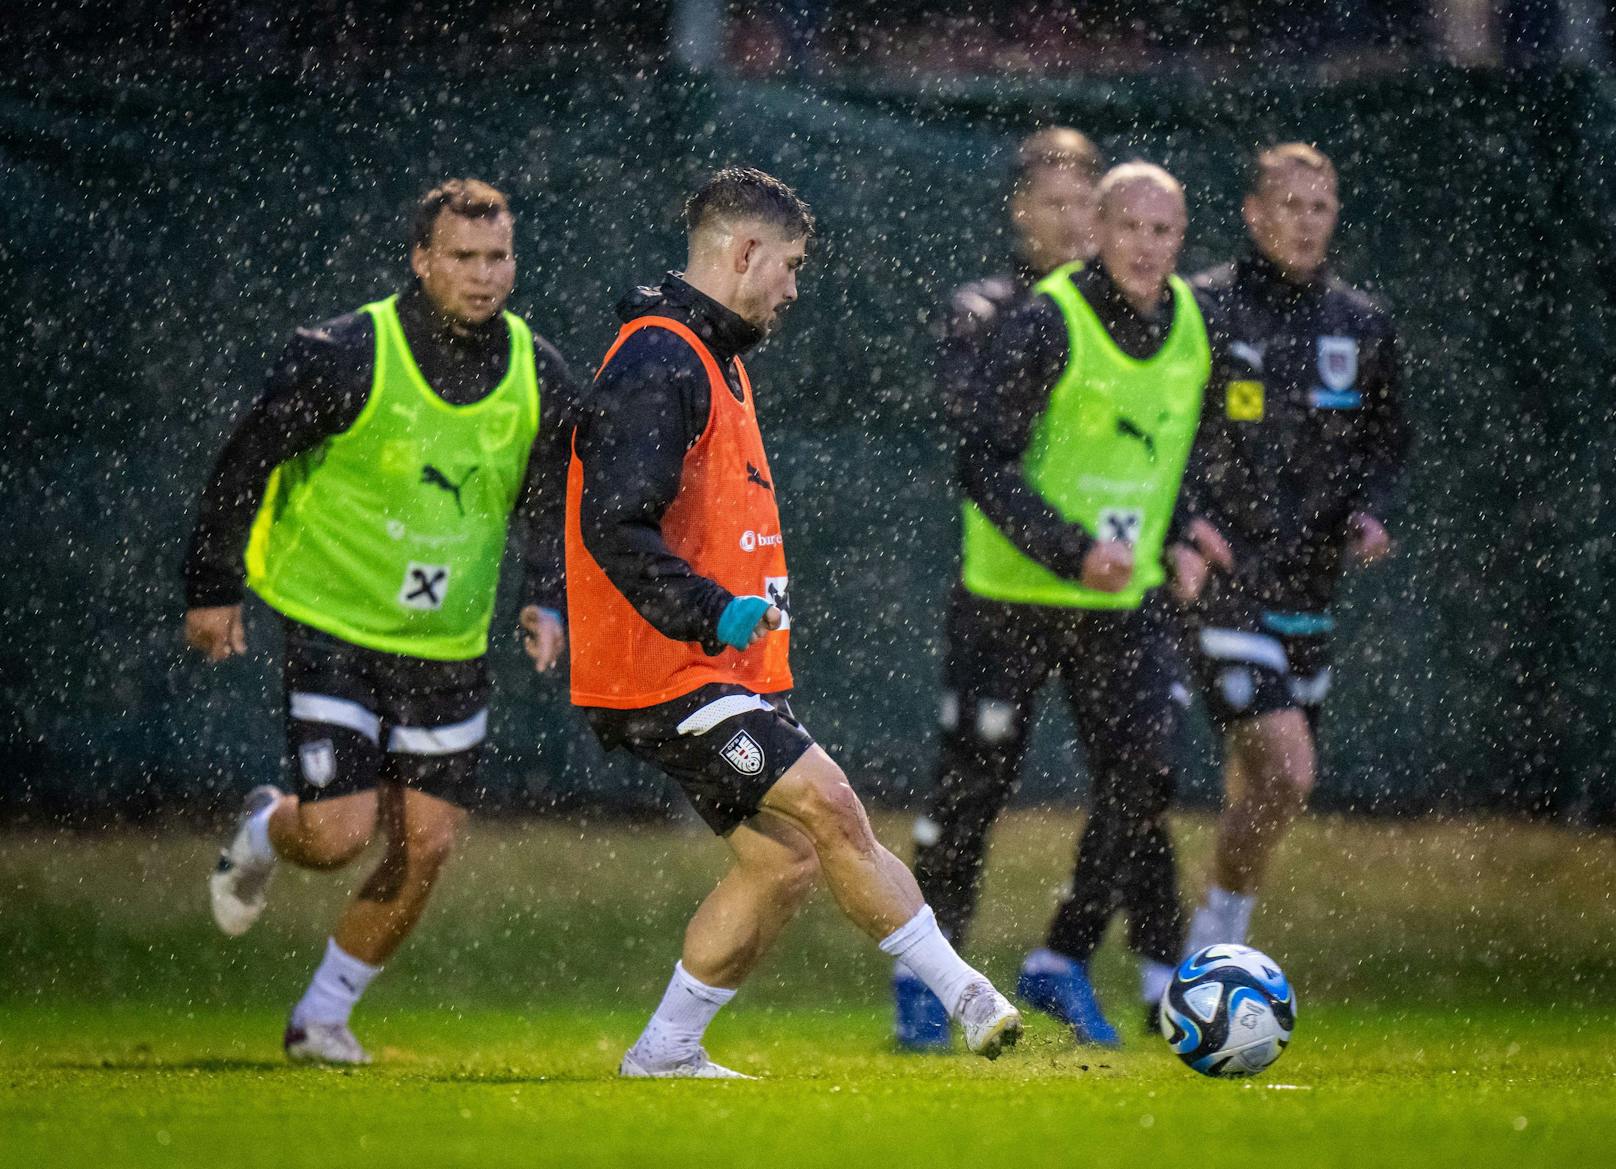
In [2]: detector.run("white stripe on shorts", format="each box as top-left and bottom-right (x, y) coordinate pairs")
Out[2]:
(1199, 628), (1290, 674)
(386, 708), (489, 755)
(675, 694), (775, 737)
(289, 692), (381, 744)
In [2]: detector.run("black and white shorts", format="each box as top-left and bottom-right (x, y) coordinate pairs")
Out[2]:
(281, 617), (490, 804)
(586, 683), (816, 836)
(1191, 594), (1334, 735)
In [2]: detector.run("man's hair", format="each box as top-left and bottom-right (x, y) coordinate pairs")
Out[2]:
(1248, 143), (1337, 197)
(411, 179), (511, 249)
(1096, 162), (1184, 216)
(685, 166), (815, 241)
(1012, 127), (1102, 194)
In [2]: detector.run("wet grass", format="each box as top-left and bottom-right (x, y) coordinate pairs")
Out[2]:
(1, 812), (1613, 1166)
(3, 1003), (1613, 1169)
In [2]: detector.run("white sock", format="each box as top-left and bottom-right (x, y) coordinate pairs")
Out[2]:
(1186, 885), (1258, 956)
(292, 938), (381, 1028)
(245, 802), (279, 865)
(1140, 959), (1174, 1006)
(878, 907), (980, 1017)
(630, 962), (737, 1066)
(1207, 885), (1258, 945)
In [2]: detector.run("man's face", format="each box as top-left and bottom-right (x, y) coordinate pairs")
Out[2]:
(1011, 166), (1099, 274)
(1244, 165), (1339, 282)
(1097, 180), (1187, 311)
(411, 211), (516, 328)
(734, 228), (807, 335)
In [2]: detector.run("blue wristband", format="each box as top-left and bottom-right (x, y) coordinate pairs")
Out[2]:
(716, 596), (771, 651)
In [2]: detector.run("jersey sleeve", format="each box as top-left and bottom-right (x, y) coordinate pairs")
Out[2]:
(514, 334), (584, 617)
(182, 317), (372, 607)
(1351, 318), (1410, 524)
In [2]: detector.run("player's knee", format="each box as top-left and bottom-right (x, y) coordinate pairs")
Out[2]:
(406, 806), (465, 871)
(794, 768), (871, 849)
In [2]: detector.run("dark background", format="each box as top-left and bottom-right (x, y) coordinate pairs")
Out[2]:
(3, 3), (1613, 824)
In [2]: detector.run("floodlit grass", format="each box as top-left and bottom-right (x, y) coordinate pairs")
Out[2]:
(1, 812), (1613, 1167)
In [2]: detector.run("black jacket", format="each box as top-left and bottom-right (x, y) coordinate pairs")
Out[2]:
(183, 287), (581, 615)
(954, 261), (1187, 579)
(573, 274), (765, 655)
(1189, 253), (1409, 609)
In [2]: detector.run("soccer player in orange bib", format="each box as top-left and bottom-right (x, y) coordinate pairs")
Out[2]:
(568, 166), (1022, 1077)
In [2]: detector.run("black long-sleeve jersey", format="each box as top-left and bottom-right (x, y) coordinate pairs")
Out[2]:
(572, 273), (765, 655)
(934, 261), (1040, 435)
(183, 286), (582, 614)
(954, 260), (1188, 579)
(1188, 253), (1409, 610)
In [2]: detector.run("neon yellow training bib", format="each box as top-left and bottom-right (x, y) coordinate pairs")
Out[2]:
(246, 296), (539, 659)
(961, 263), (1209, 610)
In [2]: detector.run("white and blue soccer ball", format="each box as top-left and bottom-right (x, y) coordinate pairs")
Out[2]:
(1158, 944), (1295, 1077)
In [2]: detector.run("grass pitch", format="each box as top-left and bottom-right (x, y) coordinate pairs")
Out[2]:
(2, 812), (1613, 1167)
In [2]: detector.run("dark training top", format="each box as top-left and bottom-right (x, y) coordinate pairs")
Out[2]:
(184, 286), (582, 615)
(952, 260), (1188, 580)
(1188, 252), (1410, 610)
(572, 273), (765, 656)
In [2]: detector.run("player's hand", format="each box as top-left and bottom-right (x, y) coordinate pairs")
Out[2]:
(520, 604), (566, 673)
(1080, 541), (1134, 593)
(1186, 517), (1234, 574)
(1346, 512), (1392, 566)
(749, 605), (784, 648)
(185, 605), (246, 663)
(1166, 544), (1209, 604)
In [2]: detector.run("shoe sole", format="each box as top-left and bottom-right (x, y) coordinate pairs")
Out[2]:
(209, 862), (270, 937)
(972, 1013), (1024, 1060)
(618, 1052), (755, 1079)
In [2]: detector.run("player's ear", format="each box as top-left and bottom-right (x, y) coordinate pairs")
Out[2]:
(735, 236), (758, 274)
(1241, 194), (1263, 235)
(410, 244), (430, 281)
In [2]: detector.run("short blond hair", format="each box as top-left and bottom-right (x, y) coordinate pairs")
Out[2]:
(1249, 143), (1337, 196)
(1096, 162), (1184, 217)
(1013, 127), (1103, 193)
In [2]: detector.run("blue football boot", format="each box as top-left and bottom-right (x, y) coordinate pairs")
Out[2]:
(1016, 948), (1122, 1048)
(892, 965), (951, 1051)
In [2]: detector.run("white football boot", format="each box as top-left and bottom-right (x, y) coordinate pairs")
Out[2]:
(284, 1019), (372, 1066)
(208, 784), (283, 936)
(618, 1046), (756, 1079)
(956, 978), (1024, 1060)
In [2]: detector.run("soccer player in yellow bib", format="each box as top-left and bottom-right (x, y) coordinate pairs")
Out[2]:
(182, 180), (580, 1064)
(905, 163), (1230, 1047)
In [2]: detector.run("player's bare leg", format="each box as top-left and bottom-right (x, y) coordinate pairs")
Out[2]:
(623, 747), (1021, 1077)
(680, 811), (821, 988)
(269, 791), (380, 870)
(280, 785), (465, 1065)
(621, 815), (819, 1079)
(1187, 709), (1315, 955)
(762, 749), (1020, 1056)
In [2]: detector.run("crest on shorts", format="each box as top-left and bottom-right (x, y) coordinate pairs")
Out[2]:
(720, 730), (765, 776)
(299, 739), (337, 789)
(1316, 335), (1358, 392)
(1218, 668), (1255, 713)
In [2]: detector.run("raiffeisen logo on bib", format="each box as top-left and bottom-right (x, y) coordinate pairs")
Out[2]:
(739, 530), (784, 553)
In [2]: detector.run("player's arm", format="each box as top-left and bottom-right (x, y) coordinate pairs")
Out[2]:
(1165, 289), (1237, 601)
(574, 335), (742, 655)
(1346, 320), (1410, 565)
(513, 335), (582, 673)
(182, 319), (371, 660)
(958, 296), (1130, 592)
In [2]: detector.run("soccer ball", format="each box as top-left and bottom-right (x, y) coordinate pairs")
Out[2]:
(1158, 944), (1295, 1077)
